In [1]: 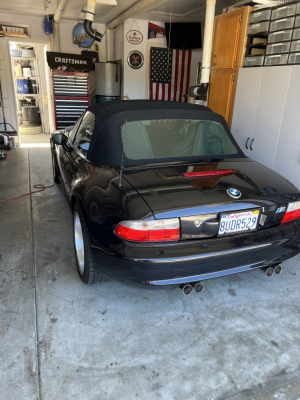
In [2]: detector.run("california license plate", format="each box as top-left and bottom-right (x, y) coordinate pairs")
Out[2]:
(218, 209), (260, 236)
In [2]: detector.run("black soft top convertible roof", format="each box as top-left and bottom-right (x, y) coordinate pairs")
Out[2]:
(87, 100), (243, 166)
(88, 99), (213, 118)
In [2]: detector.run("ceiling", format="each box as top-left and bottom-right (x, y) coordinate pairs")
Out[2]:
(0, 0), (233, 24)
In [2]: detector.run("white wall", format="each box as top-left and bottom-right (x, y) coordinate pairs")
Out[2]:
(0, 12), (107, 58)
(58, 19), (106, 60)
(0, 12), (106, 134)
(120, 18), (203, 100)
(0, 13), (50, 44)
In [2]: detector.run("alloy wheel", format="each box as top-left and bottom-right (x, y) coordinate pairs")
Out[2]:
(74, 211), (85, 275)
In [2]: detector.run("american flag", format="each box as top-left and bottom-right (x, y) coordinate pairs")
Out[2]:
(149, 47), (192, 103)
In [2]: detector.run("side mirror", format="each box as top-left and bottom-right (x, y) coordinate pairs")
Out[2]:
(51, 132), (68, 146)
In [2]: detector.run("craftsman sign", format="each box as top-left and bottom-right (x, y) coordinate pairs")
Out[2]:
(126, 30), (143, 44)
(46, 52), (93, 70)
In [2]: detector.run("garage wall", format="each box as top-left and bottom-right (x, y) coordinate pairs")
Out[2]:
(59, 19), (106, 60)
(0, 12), (106, 59)
(0, 13), (50, 44)
(120, 18), (203, 100)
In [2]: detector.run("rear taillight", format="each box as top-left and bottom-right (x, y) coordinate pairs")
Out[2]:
(281, 201), (300, 224)
(183, 170), (234, 179)
(114, 219), (180, 242)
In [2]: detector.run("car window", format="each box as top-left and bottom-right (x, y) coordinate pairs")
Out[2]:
(121, 119), (238, 160)
(68, 115), (84, 143)
(73, 111), (95, 158)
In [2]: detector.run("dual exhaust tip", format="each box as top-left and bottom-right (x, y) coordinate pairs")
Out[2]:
(263, 265), (282, 277)
(181, 282), (204, 296)
(182, 265), (282, 295)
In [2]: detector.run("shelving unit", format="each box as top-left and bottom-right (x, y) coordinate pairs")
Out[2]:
(10, 45), (44, 135)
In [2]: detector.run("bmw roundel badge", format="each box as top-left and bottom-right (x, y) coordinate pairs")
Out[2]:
(227, 188), (242, 199)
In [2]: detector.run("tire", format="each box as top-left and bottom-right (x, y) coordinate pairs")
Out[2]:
(51, 146), (60, 184)
(73, 203), (108, 285)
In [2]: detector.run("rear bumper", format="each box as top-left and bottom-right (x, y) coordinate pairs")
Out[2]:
(90, 220), (300, 288)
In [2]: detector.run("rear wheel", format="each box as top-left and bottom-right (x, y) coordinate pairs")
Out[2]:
(73, 203), (108, 284)
(51, 146), (60, 184)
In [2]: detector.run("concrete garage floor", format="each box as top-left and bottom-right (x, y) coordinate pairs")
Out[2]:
(1, 146), (300, 400)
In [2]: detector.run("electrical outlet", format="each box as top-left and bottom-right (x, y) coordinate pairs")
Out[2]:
(43, 95), (48, 105)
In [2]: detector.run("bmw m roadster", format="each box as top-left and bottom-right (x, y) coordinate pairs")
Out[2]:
(50, 100), (300, 294)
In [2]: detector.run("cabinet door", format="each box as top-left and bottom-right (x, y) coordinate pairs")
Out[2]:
(273, 66), (300, 189)
(231, 67), (263, 156)
(207, 69), (235, 124)
(250, 66), (292, 169)
(211, 12), (242, 70)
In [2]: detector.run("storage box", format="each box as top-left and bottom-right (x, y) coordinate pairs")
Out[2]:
(248, 21), (270, 35)
(266, 42), (290, 55)
(288, 52), (300, 64)
(271, 4), (296, 21)
(250, 9), (271, 24)
(244, 55), (265, 67)
(295, 15), (300, 28)
(270, 17), (295, 32)
(293, 27), (300, 40)
(268, 29), (293, 43)
(246, 46), (266, 56)
(264, 54), (288, 66)
(290, 40), (300, 52)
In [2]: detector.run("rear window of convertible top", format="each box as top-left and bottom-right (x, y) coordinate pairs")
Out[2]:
(121, 119), (238, 160)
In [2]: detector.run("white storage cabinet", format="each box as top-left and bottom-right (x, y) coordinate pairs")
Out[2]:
(232, 65), (300, 189)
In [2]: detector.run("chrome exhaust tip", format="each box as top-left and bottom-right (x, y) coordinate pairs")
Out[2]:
(274, 265), (282, 275)
(182, 284), (193, 295)
(194, 282), (204, 294)
(262, 267), (274, 277)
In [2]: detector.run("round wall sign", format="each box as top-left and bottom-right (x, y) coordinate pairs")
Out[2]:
(126, 30), (143, 44)
(127, 51), (144, 69)
(73, 22), (94, 48)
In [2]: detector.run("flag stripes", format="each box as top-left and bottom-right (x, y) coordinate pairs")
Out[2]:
(150, 48), (192, 103)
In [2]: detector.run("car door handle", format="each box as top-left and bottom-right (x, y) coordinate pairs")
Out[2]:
(246, 137), (250, 149)
(250, 138), (254, 151)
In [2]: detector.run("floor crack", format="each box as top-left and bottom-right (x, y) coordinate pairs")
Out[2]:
(28, 149), (42, 400)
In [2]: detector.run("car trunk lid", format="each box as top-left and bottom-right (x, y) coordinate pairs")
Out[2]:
(120, 159), (299, 239)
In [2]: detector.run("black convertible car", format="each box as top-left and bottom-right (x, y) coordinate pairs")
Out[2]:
(51, 100), (300, 294)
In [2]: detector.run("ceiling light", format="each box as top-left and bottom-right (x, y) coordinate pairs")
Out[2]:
(96, 0), (117, 5)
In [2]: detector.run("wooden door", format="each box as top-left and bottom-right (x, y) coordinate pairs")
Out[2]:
(211, 12), (242, 70)
(208, 69), (235, 123)
(208, 7), (252, 128)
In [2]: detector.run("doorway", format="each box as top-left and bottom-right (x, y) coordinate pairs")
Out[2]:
(8, 41), (52, 146)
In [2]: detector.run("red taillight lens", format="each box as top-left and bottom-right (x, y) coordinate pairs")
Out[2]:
(281, 201), (300, 224)
(114, 219), (180, 242)
(183, 170), (234, 179)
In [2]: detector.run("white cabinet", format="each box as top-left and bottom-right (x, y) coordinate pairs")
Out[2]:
(273, 66), (300, 189)
(231, 67), (263, 157)
(232, 65), (300, 189)
(251, 66), (292, 168)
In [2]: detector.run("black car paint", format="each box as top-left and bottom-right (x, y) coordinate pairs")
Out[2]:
(52, 131), (300, 288)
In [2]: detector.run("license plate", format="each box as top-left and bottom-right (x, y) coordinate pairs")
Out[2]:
(218, 209), (260, 236)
